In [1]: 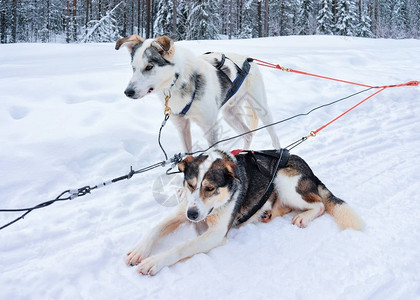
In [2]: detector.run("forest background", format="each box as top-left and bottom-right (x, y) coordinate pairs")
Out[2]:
(1, 0), (419, 44)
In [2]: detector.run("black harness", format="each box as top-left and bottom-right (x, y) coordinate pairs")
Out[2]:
(179, 53), (252, 115)
(214, 54), (253, 107)
(232, 148), (290, 225)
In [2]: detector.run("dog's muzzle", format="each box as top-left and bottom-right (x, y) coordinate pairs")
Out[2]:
(124, 88), (136, 98)
(187, 208), (200, 221)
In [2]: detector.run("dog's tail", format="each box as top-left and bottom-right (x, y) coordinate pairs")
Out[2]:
(318, 184), (365, 230)
(245, 102), (259, 131)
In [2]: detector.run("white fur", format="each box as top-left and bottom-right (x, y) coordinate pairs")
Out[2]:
(274, 174), (325, 228)
(126, 198), (235, 276)
(120, 36), (280, 152)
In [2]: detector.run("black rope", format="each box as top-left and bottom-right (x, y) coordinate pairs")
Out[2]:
(187, 87), (374, 155)
(0, 155), (181, 231)
(0, 87), (373, 231)
(158, 114), (170, 160)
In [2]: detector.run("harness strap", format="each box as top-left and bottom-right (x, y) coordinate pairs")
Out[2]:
(232, 148), (290, 225)
(215, 54), (226, 70)
(220, 58), (252, 107)
(179, 72), (198, 115)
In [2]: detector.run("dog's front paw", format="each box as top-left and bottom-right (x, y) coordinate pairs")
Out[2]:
(137, 254), (167, 276)
(260, 210), (272, 223)
(125, 245), (152, 267)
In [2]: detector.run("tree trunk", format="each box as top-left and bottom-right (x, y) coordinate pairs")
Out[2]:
(228, 0), (232, 39)
(123, 0), (127, 37)
(73, 0), (77, 41)
(137, 0), (141, 35)
(12, 0), (17, 42)
(172, 0), (177, 38)
(85, 0), (89, 36)
(66, 0), (71, 43)
(146, 0), (150, 38)
(374, 0), (378, 37)
(150, 0), (154, 37)
(257, 0), (262, 37)
(0, 9), (6, 43)
(264, 0), (269, 37)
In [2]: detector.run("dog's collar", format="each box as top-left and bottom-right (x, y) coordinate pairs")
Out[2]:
(179, 72), (198, 115)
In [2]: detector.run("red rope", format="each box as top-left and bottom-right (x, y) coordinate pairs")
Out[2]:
(254, 58), (419, 136)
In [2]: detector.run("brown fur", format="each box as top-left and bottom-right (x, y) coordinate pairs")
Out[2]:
(278, 167), (300, 177)
(115, 34), (144, 51)
(160, 213), (185, 237)
(152, 36), (175, 59)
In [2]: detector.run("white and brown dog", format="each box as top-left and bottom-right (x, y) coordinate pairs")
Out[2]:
(116, 35), (280, 152)
(126, 149), (364, 275)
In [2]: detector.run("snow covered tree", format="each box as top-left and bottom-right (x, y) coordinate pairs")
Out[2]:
(297, 0), (315, 35)
(407, 0), (420, 38)
(317, 0), (334, 34)
(81, 1), (123, 42)
(154, 0), (174, 37)
(185, 0), (220, 40)
(273, 0), (295, 36)
(335, 0), (359, 36)
(238, 0), (256, 39)
(391, 0), (409, 38)
(357, 12), (373, 37)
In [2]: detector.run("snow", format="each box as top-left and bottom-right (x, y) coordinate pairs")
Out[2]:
(1, 36), (420, 299)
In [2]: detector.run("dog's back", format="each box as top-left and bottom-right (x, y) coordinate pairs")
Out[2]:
(230, 152), (364, 230)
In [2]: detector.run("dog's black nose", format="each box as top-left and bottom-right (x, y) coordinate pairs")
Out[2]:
(124, 88), (135, 98)
(187, 209), (199, 221)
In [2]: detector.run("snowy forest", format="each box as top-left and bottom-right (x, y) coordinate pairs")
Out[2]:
(1, 0), (419, 43)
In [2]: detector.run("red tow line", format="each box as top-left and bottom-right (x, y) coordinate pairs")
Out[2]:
(253, 58), (419, 137)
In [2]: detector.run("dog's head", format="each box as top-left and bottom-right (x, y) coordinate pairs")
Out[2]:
(177, 151), (241, 222)
(116, 35), (176, 99)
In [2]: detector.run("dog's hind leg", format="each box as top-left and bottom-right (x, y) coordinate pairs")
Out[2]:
(221, 102), (254, 149)
(244, 81), (280, 148)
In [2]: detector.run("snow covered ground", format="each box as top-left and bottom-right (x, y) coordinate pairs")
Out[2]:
(0, 36), (419, 300)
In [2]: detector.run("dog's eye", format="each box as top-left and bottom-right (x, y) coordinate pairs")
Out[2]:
(205, 186), (215, 192)
(145, 64), (154, 71)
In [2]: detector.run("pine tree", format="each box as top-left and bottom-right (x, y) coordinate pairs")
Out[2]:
(407, 0), (420, 38)
(239, 0), (256, 38)
(317, 0), (334, 34)
(175, 0), (189, 40)
(81, 1), (123, 42)
(356, 1), (373, 38)
(335, 0), (359, 36)
(391, 0), (409, 38)
(297, 0), (315, 35)
(186, 0), (220, 40)
(154, 0), (174, 37)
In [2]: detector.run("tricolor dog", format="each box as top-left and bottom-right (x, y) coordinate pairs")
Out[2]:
(115, 35), (280, 152)
(126, 149), (364, 275)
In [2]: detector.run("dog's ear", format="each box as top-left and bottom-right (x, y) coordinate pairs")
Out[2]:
(115, 34), (144, 52)
(178, 156), (194, 173)
(151, 36), (175, 59)
(225, 161), (241, 184)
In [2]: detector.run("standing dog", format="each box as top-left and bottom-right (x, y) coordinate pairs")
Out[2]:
(116, 35), (280, 152)
(126, 149), (364, 275)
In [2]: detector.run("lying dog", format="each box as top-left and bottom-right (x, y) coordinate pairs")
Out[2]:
(126, 149), (364, 275)
(115, 35), (280, 152)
